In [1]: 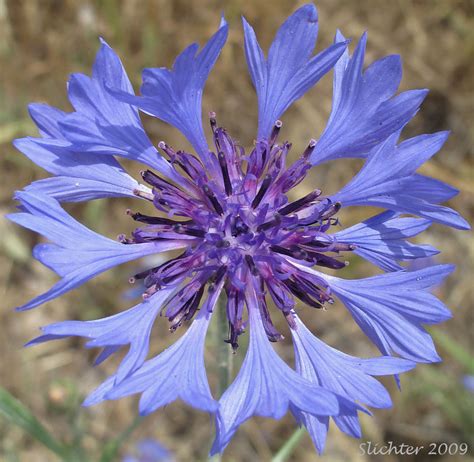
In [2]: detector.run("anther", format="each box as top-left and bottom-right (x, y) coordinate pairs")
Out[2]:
(203, 185), (224, 215)
(269, 120), (283, 146)
(158, 141), (176, 159)
(129, 212), (191, 226)
(140, 169), (168, 189)
(283, 279), (323, 309)
(218, 151), (233, 195)
(320, 201), (342, 220)
(244, 255), (259, 275)
(257, 213), (282, 232)
(306, 251), (347, 269)
(209, 111), (217, 134)
(251, 174), (272, 209)
(278, 189), (322, 215)
(173, 224), (206, 238)
(302, 138), (317, 159)
(209, 265), (228, 292)
(270, 245), (308, 261)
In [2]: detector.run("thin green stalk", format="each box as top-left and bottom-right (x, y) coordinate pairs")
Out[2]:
(209, 292), (233, 462)
(0, 387), (69, 460)
(271, 427), (306, 462)
(216, 293), (233, 398)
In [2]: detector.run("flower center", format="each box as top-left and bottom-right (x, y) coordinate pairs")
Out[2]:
(123, 115), (352, 342)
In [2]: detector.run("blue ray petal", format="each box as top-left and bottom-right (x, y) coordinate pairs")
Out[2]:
(310, 31), (427, 164)
(333, 211), (439, 271)
(107, 21), (228, 172)
(27, 287), (174, 383)
(289, 313), (414, 452)
(291, 262), (454, 363)
(210, 282), (348, 456)
(14, 137), (145, 202)
(54, 39), (187, 189)
(28, 103), (68, 138)
(331, 132), (470, 230)
(243, 4), (348, 140)
(83, 284), (223, 413)
(7, 193), (189, 310)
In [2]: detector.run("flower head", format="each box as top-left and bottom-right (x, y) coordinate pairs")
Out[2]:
(10, 3), (468, 456)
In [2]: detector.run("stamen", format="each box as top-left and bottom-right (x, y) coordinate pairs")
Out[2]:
(208, 265), (227, 292)
(127, 210), (192, 226)
(209, 111), (218, 135)
(173, 224), (206, 238)
(306, 251), (347, 269)
(278, 189), (322, 215)
(140, 170), (159, 187)
(141, 170), (182, 192)
(257, 213), (282, 232)
(283, 278), (323, 309)
(158, 141), (177, 160)
(269, 120), (283, 146)
(251, 174), (272, 209)
(302, 138), (317, 159)
(245, 255), (259, 275)
(320, 202), (342, 220)
(131, 268), (154, 282)
(257, 292), (284, 342)
(293, 275), (333, 304)
(203, 185), (224, 215)
(270, 245), (308, 261)
(169, 284), (206, 331)
(218, 151), (233, 195)
(300, 240), (332, 249)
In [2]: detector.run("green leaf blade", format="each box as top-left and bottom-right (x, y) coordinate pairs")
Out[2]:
(0, 387), (68, 459)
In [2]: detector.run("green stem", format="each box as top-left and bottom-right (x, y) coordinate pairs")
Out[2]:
(209, 292), (233, 462)
(271, 427), (306, 462)
(216, 293), (233, 398)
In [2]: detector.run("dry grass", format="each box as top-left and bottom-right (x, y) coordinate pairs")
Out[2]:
(0, 0), (473, 461)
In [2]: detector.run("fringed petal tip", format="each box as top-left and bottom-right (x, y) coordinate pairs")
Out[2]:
(243, 3), (349, 140)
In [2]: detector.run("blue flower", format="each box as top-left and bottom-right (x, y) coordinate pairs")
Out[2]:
(123, 439), (174, 462)
(10, 3), (468, 456)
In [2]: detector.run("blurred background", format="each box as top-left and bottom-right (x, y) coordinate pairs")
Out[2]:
(0, 0), (473, 461)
